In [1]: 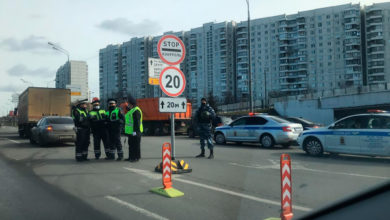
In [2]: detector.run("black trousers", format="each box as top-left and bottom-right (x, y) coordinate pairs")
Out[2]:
(108, 127), (123, 158)
(92, 127), (110, 158)
(128, 134), (141, 160)
(75, 128), (90, 161)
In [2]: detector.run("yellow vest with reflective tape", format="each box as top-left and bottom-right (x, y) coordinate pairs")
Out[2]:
(125, 106), (143, 134)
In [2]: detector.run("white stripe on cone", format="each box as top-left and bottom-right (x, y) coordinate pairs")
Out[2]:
(282, 177), (291, 187)
(163, 166), (170, 173)
(163, 157), (170, 165)
(282, 164), (290, 174)
(283, 190), (291, 200)
(163, 149), (170, 157)
(283, 201), (291, 208)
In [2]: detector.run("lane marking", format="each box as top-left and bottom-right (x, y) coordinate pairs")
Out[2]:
(123, 167), (161, 180)
(229, 162), (390, 180)
(105, 196), (169, 220)
(123, 167), (312, 212)
(6, 138), (21, 144)
(174, 177), (311, 212)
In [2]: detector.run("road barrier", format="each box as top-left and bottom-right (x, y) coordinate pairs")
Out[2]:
(150, 142), (184, 198)
(280, 154), (293, 220)
(155, 159), (192, 174)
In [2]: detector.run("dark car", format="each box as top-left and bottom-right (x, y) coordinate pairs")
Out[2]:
(283, 117), (323, 130)
(188, 115), (232, 138)
(30, 116), (76, 146)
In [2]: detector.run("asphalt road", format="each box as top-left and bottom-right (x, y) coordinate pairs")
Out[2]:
(0, 126), (389, 220)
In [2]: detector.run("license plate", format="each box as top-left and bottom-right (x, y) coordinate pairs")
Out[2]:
(60, 135), (72, 140)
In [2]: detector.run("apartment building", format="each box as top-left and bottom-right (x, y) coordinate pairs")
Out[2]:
(55, 60), (88, 102)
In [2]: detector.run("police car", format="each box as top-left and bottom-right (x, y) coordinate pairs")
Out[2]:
(214, 113), (303, 148)
(298, 110), (390, 157)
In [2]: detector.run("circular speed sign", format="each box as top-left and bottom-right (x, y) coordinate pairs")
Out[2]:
(157, 35), (186, 65)
(159, 66), (186, 97)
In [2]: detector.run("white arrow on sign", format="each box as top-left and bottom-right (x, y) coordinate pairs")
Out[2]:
(282, 177), (291, 187)
(282, 164), (290, 175)
(163, 166), (171, 174)
(163, 149), (171, 157)
(148, 58), (179, 85)
(159, 97), (187, 113)
(163, 157), (170, 165)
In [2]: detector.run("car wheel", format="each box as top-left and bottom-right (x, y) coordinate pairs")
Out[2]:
(214, 133), (226, 145)
(38, 135), (47, 147)
(29, 136), (36, 144)
(304, 137), (323, 156)
(260, 134), (274, 148)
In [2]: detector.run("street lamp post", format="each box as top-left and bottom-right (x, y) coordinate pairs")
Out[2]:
(246, 0), (253, 112)
(48, 42), (70, 62)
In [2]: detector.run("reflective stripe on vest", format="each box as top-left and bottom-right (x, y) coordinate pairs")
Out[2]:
(125, 106), (143, 134)
(108, 108), (120, 121)
(73, 108), (87, 120)
(89, 109), (106, 121)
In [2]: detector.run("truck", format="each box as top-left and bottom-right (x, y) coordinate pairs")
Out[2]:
(119, 97), (192, 135)
(17, 87), (71, 138)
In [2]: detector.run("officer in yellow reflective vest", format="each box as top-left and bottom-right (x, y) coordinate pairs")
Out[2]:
(72, 99), (90, 162)
(124, 97), (143, 162)
(106, 99), (125, 160)
(88, 97), (110, 159)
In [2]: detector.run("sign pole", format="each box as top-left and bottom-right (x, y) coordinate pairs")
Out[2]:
(171, 113), (175, 160)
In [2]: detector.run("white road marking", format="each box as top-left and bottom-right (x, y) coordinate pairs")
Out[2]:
(229, 162), (390, 180)
(123, 167), (312, 212)
(123, 167), (161, 180)
(105, 196), (169, 220)
(6, 138), (21, 144)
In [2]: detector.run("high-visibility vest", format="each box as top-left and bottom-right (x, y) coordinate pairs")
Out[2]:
(125, 106), (143, 134)
(72, 108), (87, 120)
(107, 107), (120, 121)
(89, 109), (106, 121)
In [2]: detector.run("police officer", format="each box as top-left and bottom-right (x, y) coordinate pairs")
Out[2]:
(106, 99), (125, 160)
(124, 97), (143, 162)
(195, 98), (216, 159)
(88, 97), (110, 159)
(72, 99), (90, 162)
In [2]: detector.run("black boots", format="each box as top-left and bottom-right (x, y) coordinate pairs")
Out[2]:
(196, 149), (214, 159)
(208, 149), (214, 159)
(196, 149), (205, 158)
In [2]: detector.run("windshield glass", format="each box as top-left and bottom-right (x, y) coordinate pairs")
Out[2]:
(47, 118), (74, 124)
(269, 116), (291, 123)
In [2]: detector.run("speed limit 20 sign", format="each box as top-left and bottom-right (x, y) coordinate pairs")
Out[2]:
(157, 35), (186, 66)
(159, 66), (186, 97)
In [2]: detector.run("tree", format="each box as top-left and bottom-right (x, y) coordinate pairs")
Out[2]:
(207, 91), (218, 113)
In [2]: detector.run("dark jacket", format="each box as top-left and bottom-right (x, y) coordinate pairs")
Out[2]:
(88, 108), (107, 130)
(195, 104), (216, 124)
(132, 108), (142, 133)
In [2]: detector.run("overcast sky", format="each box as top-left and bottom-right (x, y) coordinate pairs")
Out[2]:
(0, 0), (385, 116)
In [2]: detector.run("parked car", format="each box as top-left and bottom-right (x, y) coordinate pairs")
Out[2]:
(30, 116), (76, 146)
(283, 117), (323, 130)
(188, 115), (232, 138)
(298, 110), (390, 157)
(214, 113), (303, 148)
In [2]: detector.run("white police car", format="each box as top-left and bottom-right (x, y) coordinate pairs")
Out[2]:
(214, 113), (303, 148)
(298, 110), (390, 157)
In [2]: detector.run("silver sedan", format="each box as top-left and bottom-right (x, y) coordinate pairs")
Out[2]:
(30, 116), (76, 146)
(214, 114), (303, 148)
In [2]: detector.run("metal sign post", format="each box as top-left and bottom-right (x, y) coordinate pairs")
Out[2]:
(171, 113), (175, 160)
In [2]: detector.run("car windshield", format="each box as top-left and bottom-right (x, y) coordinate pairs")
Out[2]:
(289, 117), (315, 125)
(47, 118), (74, 124)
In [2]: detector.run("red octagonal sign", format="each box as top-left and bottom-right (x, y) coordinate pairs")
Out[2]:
(159, 66), (186, 97)
(157, 35), (186, 66)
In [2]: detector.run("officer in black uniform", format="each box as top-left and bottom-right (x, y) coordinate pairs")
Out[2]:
(195, 98), (216, 159)
(106, 99), (125, 160)
(72, 99), (90, 162)
(88, 97), (110, 159)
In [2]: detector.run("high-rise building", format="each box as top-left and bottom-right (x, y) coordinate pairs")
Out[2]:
(99, 3), (390, 108)
(55, 60), (88, 102)
(364, 2), (390, 86)
(99, 44), (120, 104)
(186, 22), (236, 107)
